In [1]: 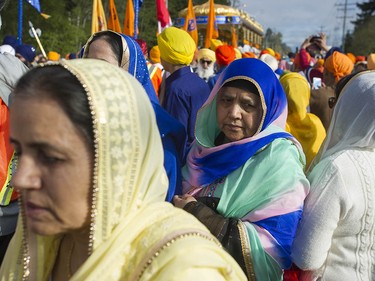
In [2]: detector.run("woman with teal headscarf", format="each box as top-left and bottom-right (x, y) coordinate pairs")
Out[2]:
(174, 58), (310, 280)
(83, 31), (186, 201)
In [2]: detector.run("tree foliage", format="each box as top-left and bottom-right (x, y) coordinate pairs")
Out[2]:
(2, 0), (299, 57)
(344, 0), (375, 55)
(0, 0), (90, 55)
(263, 28), (291, 55)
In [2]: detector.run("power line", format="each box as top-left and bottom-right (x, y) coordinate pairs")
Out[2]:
(335, 0), (356, 50)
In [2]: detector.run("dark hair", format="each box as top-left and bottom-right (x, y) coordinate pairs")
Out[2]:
(329, 70), (365, 108)
(223, 79), (260, 96)
(13, 65), (94, 149)
(335, 70), (364, 100)
(88, 31), (123, 66)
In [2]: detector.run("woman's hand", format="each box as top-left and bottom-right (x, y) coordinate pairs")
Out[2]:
(173, 194), (197, 209)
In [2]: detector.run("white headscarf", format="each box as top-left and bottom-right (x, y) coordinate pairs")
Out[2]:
(0, 53), (28, 106)
(309, 70), (375, 170)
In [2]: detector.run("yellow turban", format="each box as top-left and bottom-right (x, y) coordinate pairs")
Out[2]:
(157, 27), (196, 66)
(48, 51), (60, 61)
(149, 46), (161, 64)
(367, 53), (375, 70)
(210, 39), (223, 51)
(265, 47), (275, 57)
(198, 48), (216, 62)
(324, 51), (354, 83)
(234, 48), (242, 59)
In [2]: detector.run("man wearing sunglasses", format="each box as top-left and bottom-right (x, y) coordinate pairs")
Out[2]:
(196, 48), (215, 82)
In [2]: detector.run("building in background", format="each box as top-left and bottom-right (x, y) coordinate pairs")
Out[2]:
(175, 1), (263, 48)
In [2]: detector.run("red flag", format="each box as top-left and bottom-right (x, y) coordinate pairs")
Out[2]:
(183, 0), (198, 45)
(108, 0), (122, 33)
(92, 0), (107, 34)
(156, 0), (172, 34)
(205, 0), (218, 48)
(123, 0), (135, 36)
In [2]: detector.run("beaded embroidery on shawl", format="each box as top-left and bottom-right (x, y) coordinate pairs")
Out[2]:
(67, 60), (141, 247)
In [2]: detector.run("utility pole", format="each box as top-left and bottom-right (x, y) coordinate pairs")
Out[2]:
(336, 0), (355, 51)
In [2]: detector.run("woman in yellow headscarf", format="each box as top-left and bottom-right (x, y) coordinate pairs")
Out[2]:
(0, 59), (246, 281)
(280, 72), (326, 169)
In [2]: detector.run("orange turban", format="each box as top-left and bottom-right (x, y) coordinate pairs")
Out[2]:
(346, 53), (356, 64)
(324, 51), (354, 83)
(149, 46), (161, 63)
(48, 51), (60, 61)
(356, 55), (366, 62)
(242, 52), (256, 58)
(215, 45), (236, 66)
(367, 53), (375, 70)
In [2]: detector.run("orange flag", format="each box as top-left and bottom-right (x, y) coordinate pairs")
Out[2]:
(204, 0), (218, 48)
(108, 0), (122, 33)
(183, 0), (198, 45)
(91, 0), (107, 34)
(123, 0), (135, 37)
(231, 26), (238, 48)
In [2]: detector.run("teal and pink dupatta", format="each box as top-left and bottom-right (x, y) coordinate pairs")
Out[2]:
(183, 58), (310, 280)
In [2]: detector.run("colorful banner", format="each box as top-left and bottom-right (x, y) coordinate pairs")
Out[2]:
(92, 0), (107, 34)
(204, 0), (218, 48)
(25, 0), (40, 13)
(124, 0), (135, 37)
(25, 0), (49, 18)
(183, 0), (198, 45)
(156, 0), (172, 34)
(108, 0), (122, 33)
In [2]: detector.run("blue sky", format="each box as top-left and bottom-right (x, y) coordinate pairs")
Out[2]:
(241, 0), (362, 50)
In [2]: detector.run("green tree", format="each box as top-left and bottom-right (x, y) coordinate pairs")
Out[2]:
(0, 0), (90, 56)
(344, 0), (375, 55)
(263, 28), (291, 55)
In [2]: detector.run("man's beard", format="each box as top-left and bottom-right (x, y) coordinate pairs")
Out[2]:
(196, 63), (215, 81)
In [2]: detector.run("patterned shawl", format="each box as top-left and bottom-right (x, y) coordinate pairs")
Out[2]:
(183, 58), (309, 280)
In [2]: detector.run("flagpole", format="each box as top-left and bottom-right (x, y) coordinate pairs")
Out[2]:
(18, 0), (23, 44)
(134, 0), (138, 38)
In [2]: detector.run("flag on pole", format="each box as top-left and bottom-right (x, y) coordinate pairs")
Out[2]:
(123, 0), (135, 37)
(108, 0), (122, 33)
(156, 0), (172, 34)
(25, 0), (50, 19)
(231, 26), (237, 48)
(204, 0), (218, 48)
(183, 0), (198, 45)
(92, 0), (107, 34)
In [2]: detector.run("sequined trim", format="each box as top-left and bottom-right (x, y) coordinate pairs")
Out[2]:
(237, 221), (256, 280)
(20, 196), (30, 281)
(60, 62), (100, 255)
(133, 230), (221, 281)
(120, 35), (130, 72)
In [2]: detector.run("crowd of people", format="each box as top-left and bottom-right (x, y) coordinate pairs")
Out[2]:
(0, 2), (374, 278)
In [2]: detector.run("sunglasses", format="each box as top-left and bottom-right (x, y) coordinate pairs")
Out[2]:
(200, 59), (212, 65)
(328, 97), (336, 108)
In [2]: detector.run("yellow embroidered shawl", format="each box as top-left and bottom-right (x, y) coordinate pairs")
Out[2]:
(0, 60), (246, 281)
